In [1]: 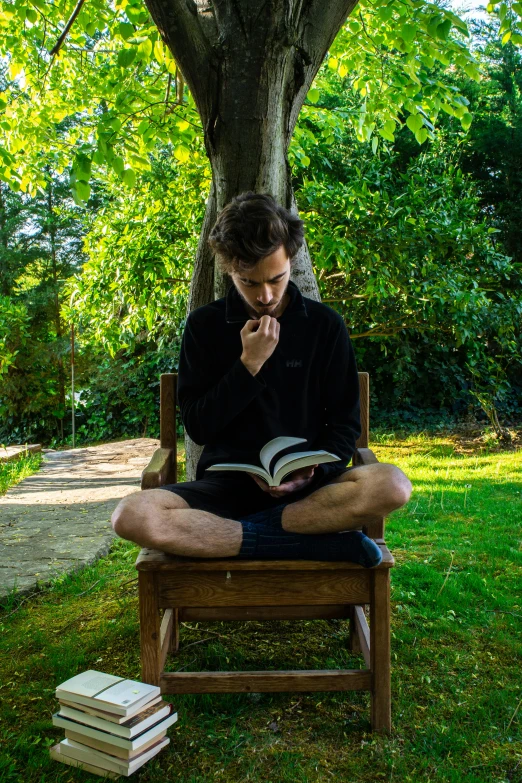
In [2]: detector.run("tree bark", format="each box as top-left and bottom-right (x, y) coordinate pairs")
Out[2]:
(143, 0), (359, 479)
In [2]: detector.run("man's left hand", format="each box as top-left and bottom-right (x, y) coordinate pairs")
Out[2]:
(248, 465), (319, 498)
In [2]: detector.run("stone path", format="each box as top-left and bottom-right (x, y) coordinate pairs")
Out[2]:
(0, 438), (160, 600)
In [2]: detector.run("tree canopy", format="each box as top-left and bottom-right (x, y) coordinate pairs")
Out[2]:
(1, 0), (520, 201)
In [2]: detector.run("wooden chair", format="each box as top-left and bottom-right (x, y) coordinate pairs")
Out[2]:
(137, 371), (394, 732)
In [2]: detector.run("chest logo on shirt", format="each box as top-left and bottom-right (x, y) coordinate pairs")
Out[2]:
(286, 359), (303, 368)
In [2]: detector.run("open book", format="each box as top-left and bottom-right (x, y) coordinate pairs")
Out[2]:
(206, 436), (341, 487)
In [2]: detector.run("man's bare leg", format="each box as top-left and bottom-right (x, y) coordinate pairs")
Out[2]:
(281, 463), (412, 535)
(111, 490), (242, 557)
(111, 462), (412, 558)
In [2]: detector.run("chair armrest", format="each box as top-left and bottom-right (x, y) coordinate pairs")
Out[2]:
(141, 448), (175, 490)
(353, 447), (379, 466)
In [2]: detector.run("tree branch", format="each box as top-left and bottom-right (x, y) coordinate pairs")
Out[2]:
(49, 0), (87, 56)
(143, 0), (217, 126)
(287, 0), (360, 142)
(297, 0), (359, 60)
(349, 324), (436, 339)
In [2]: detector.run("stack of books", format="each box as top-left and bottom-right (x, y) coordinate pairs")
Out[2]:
(50, 670), (177, 778)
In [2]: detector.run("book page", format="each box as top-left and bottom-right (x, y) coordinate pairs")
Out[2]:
(273, 451), (341, 486)
(207, 464), (270, 482)
(259, 437), (307, 473)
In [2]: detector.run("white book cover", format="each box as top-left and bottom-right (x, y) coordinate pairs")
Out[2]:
(56, 671), (123, 698)
(56, 670), (160, 716)
(58, 701), (171, 738)
(59, 695), (163, 724)
(52, 711), (178, 751)
(65, 728), (167, 761)
(50, 743), (119, 779)
(59, 737), (169, 776)
(206, 435), (341, 487)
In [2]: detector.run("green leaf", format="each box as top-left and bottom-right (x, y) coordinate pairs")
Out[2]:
(137, 38), (153, 58)
(349, 20), (361, 33)
(26, 8), (37, 22)
(427, 14), (444, 37)
(307, 88), (320, 104)
(460, 113), (472, 130)
(378, 127), (395, 142)
(406, 114), (423, 132)
(436, 19), (452, 40)
(8, 62), (23, 80)
(328, 57), (338, 70)
(174, 145), (190, 163)
(371, 136), (379, 154)
(74, 153), (91, 181)
(463, 63), (480, 80)
(122, 168), (136, 188)
(137, 120), (150, 135)
(501, 30), (512, 45)
(511, 32), (522, 44)
(378, 6), (394, 22)
(117, 48), (136, 68)
(414, 127), (428, 144)
(125, 5), (149, 24)
(75, 180), (91, 202)
(112, 156), (125, 175)
(130, 154), (151, 171)
(85, 21), (96, 36)
(401, 23), (417, 42)
(513, 1), (522, 12)
(153, 39), (164, 63)
(119, 22), (135, 40)
(300, 155), (310, 167)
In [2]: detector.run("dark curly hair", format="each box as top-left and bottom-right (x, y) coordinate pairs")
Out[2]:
(208, 192), (304, 274)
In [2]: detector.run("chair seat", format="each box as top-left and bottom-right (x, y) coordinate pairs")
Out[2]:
(136, 544), (394, 571)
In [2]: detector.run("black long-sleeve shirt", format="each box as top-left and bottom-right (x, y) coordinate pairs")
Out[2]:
(177, 279), (361, 482)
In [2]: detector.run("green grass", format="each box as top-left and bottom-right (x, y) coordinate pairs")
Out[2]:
(0, 451), (43, 496)
(0, 435), (520, 782)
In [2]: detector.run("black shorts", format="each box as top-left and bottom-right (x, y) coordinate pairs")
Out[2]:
(159, 466), (354, 521)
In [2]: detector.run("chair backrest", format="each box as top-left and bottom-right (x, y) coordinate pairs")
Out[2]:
(158, 370), (370, 453)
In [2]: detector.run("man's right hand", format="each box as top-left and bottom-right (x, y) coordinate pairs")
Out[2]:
(240, 316), (280, 376)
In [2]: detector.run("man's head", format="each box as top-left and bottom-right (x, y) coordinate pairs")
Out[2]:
(208, 192), (304, 319)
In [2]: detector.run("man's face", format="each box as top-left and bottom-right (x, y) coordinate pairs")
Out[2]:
(230, 245), (291, 320)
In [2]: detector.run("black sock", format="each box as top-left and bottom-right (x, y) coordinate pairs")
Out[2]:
(237, 504), (382, 568)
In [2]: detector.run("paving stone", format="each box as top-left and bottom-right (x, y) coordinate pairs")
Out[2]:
(0, 438), (160, 600)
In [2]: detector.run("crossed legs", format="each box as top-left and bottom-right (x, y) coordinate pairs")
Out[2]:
(111, 463), (412, 558)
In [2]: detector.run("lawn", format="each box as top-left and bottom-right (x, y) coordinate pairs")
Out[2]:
(0, 451), (43, 496)
(0, 434), (520, 782)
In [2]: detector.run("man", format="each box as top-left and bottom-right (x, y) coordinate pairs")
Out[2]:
(111, 193), (412, 565)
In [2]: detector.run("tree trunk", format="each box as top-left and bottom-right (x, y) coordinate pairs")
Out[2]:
(143, 0), (358, 479)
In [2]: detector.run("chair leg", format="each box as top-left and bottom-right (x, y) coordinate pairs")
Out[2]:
(348, 606), (362, 653)
(171, 608), (180, 653)
(138, 571), (162, 686)
(370, 569), (391, 732)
